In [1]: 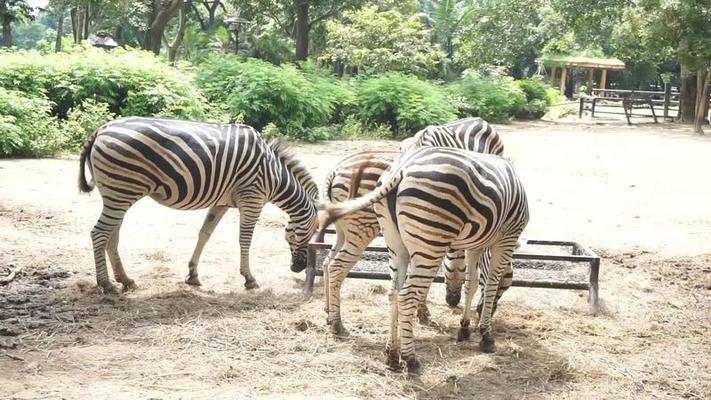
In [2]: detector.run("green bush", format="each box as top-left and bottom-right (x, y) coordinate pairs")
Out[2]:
(355, 73), (457, 136)
(0, 46), (207, 120)
(451, 72), (527, 123)
(61, 99), (115, 151)
(515, 78), (554, 119)
(0, 88), (62, 157)
(197, 56), (345, 138)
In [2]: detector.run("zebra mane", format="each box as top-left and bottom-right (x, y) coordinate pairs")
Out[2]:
(268, 139), (319, 200)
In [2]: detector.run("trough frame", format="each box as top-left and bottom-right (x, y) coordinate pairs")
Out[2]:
(303, 229), (600, 307)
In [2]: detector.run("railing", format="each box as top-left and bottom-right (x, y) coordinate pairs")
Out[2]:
(580, 85), (681, 123)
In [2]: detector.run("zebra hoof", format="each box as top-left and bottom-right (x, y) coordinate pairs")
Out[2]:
(417, 305), (431, 323)
(99, 283), (119, 295)
(457, 320), (471, 342)
(480, 333), (496, 353)
(244, 279), (260, 290)
(330, 320), (350, 338)
(446, 291), (462, 307)
(404, 356), (421, 374)
(385, 349), (402, 371)
(185, 274), (202, 286)
(121, 279), (138, 292)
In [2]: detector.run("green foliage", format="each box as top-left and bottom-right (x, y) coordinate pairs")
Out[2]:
(197, 56), (344, 138)
(0, 46), (207, 120)
(60, 99), (115, 151)
(10, 20), (52, 49)
(423, 0), (475, 59)
(456, 0), (543, 76)
(355, 73), (457, 135)
(247, 25), (295, 65)
(0, 88), (62, 157)
(515, 79), (553, 119)
(451, 71), (527, 123)
(319, 6), (446, 77)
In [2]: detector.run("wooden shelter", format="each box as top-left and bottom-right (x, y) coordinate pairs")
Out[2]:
(536, 55), (625, 95)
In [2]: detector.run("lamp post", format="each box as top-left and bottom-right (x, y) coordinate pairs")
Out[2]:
(224, 16), (249, 54)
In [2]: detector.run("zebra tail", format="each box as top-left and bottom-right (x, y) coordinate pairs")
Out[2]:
(78, 130), (98, 193)
(316, 168), (403, 242)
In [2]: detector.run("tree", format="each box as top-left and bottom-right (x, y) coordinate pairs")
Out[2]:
(456, 0), (543, 76)
(192, 0), (224, 30)
(638, 0), (711, 129)
(241, 0), (364, 61)
(422, 0), (475, 59)
(143, 0), (184, 54)
(0, 0), (33, 47)
(162, 0), (192, 61)
(319, 6), (446, 76)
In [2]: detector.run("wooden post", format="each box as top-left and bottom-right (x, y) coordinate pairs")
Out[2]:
(550, 65), (557, 83)
(600, 69), (608, 94)
(560, 67), (567, 96)
(663, 82), (671, 120)
(586, 68), (594, 95)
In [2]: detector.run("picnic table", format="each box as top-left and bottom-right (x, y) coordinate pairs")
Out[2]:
(579, 90), (659, 125)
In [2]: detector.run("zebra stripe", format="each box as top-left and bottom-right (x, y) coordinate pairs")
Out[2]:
(79, 117), (318, 294)
(320, 118), (510, 337)
(320, 147), (529, 372)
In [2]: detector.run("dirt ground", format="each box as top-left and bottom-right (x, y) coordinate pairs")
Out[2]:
(1, 120), (710, 399)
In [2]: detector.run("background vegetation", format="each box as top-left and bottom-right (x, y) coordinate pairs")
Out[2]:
(0, 0), (708, 156)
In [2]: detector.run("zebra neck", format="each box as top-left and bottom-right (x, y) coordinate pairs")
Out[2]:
(269, 169), (317, 222)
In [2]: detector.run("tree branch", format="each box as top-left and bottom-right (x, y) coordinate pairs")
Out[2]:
(309, 3), (350, 27)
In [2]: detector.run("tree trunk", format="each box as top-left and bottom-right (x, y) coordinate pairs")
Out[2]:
(294, 0), (309, 61)
(82, 3), (90, 40)
(163, 1), (190, 63)
(70, 8), (79, 43)
(678, 40), (697, 123)
(678, 66), (697, 123)
(1, 0), (12, 48)
(114, 25), (123, 46)
(143, 0), (184, 55)
(55, 12), (64, 52)
(1, 17), (10, 48)
(694, 69), (711, 135)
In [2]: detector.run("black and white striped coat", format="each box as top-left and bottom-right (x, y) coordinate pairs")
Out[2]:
(320, 118), (511, 336)
(78, 117), (318, 293)
(320, 146), (529, 373)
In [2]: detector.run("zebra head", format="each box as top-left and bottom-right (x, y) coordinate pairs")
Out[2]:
(285, 215), (318, 272)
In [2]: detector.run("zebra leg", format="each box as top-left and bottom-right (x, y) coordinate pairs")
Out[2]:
(492, 262), (514, 315)
(416, 285), (432, 323)
(106, 222), (137, 292)
(322, 226), (344, 314)
(444, 249), (466, 307)
(238, 202), (264, 290)
(476, 248), (490, 318)
(478, 241), (518, 353)
(326, 219), (379, 337)
(91, 203), (132, 295)
(398, 251), (447, 374)
(186, 206), (228, 286)
(385, 243), (409, 370)
(376, 202), (409, 370)
(457, 248), (483, 342)
(476, 249), (510, 318)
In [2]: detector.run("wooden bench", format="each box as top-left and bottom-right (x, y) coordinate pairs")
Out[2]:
(579, 92), (659, 125)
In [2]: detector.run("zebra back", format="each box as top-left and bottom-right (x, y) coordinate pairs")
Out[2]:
(444, 117), (503, 156)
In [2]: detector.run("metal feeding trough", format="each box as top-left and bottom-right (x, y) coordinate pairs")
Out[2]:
(303, 229), (600, 307)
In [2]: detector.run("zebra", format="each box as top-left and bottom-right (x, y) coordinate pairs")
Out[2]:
(320, 117), (512, 337)
(319, 146), (529, 373)
(78, 117), (318, 294)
